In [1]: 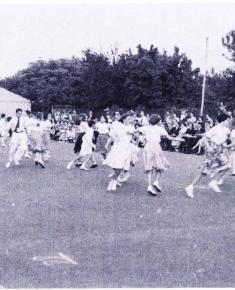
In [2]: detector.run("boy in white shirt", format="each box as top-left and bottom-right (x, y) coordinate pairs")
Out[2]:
(6, 108), (28, 167)
(185, 114), (231, 198)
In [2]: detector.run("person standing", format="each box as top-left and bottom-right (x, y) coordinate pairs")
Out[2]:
(5, 108), (28, 168)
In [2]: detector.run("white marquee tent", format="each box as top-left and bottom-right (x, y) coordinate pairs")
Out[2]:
(0, 87), (31, 116)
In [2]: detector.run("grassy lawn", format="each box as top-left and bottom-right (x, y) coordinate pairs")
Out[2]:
(0, 142), (234, 288)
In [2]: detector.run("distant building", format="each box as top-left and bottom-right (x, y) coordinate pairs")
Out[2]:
(0, 87), (31, 116)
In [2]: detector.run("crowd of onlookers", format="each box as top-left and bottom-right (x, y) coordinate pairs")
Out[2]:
(48, 102), (234, 155)
(1, 102), (234, 155)
(161, 102), (234, 154)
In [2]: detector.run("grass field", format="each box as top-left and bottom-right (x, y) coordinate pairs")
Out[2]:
(0, 142), (234, 288)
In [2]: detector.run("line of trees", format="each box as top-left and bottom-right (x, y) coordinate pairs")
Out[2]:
(0, 31), (234, 115)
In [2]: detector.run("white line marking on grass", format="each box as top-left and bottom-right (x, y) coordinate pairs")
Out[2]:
(32, 252), (78, 266)
(58, 252), (78, 265)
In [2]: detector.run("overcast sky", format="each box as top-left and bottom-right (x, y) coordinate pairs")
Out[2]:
(0, 2), (235, 78)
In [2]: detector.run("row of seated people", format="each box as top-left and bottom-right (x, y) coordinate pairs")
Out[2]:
(49, 116), (213, 155)
(160, 119), (210, 154)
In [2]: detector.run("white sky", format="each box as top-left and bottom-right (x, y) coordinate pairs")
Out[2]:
(0, 1), (235, 78)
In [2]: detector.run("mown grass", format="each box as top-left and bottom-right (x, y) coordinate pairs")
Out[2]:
(0, 142), (234, 288)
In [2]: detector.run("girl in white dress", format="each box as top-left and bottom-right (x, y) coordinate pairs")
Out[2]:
(139, 114), (182, 196)
(171, 121), (188, 151)
(67, 120), (96, 170)
(79, 120), (96, 170)
(104, 112), (134, 191)
(117, 115), (139, 183)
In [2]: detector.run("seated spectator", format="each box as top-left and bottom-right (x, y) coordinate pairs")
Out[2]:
(67, 125), (77, 143)
(218, 102), (228, 116)
(181, 122), (197, 153)
(180, 109), (188, 122)
(162, 120), (180, 151)
(205, 114), (214, 128)
(171, 122), (188, 152)
(187, 112), (197, 124)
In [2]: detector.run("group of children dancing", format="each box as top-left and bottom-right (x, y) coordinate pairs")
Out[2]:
(3, 108), (235, 198)
(66, 110), (235, 197)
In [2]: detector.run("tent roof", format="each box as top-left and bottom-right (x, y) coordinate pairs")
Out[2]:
(0, 87), (30, 103)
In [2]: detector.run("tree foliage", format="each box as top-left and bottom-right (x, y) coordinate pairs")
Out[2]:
(0, 42), (234, 114)
(222, 30), (235, 62)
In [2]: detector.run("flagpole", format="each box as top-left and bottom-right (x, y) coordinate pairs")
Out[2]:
(200, 37), (209, 117)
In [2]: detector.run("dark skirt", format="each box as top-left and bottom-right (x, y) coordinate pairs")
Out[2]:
(74, 132), (85, 153)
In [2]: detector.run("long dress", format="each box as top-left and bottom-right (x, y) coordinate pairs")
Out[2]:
(139, 125), (170, 172)
(103, 121), (133, 170)
(79, 127), (95, 157)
